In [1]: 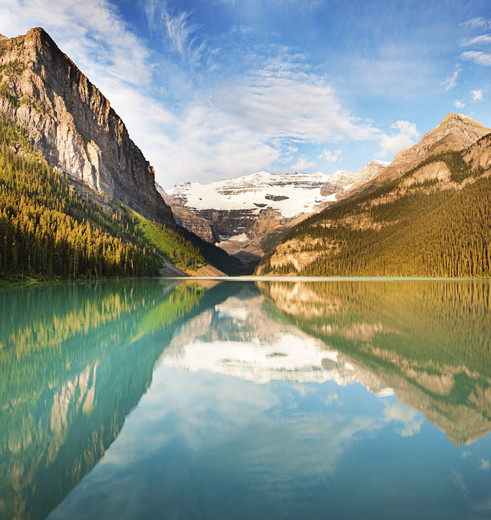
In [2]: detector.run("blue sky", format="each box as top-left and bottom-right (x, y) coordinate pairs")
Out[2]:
(1, 0), (490, 188)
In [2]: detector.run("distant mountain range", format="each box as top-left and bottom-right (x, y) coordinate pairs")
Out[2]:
(164, 160), (388, 268)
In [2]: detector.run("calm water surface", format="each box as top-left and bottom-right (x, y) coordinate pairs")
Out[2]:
(1, 278), (490, 519)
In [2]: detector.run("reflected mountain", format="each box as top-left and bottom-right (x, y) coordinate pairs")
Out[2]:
(163, 283), (393, 395)
(0, 280), (229, 520)
(258, 280), (491, 445)
(2, 279), (490, 520)
(158, 280), (490, 446)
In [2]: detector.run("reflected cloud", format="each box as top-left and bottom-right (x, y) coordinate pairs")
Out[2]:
(384, 403), (423, 438)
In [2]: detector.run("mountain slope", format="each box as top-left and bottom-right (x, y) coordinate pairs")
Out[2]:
(256, 115), (491, 277)
(0, 118), (214, 278)
(0, 27), (242, 276)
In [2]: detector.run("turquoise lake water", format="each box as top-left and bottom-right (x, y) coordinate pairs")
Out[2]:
(1, 278), (490, 519)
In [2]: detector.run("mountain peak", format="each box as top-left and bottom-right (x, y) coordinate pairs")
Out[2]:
(375, 113), (490, 183)
(428, 112), (489, 142)
(21, 27), (56, 46)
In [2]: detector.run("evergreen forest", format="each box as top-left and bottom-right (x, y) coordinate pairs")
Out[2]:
(0, 118), (206, 279)
(258, 139), (491, 278)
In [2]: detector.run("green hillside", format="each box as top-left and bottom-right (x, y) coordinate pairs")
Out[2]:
(0, 118), (208, 279)
(257, 138), (491, 278)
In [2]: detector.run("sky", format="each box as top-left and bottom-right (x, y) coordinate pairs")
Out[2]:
(0, 0), (490, 188)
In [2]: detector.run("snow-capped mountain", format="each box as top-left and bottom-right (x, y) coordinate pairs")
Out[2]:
(164, 161), (388, 269)
(160, 286), (393, 395)
(170, 171), (337, 219)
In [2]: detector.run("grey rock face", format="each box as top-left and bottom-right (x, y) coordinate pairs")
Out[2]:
(0, 27), (174, 225)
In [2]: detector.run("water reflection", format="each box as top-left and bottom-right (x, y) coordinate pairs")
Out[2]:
(0, 279), (489, 520)
(258, 280), (491, 445)
(0, 280), (216, 520)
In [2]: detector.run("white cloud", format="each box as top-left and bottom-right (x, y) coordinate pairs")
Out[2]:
(377, 120), (419, 157)
(442, 68), (460, 91)
(320, 149), (342, 163)
(454, 100), (465, 109)
(154, 101), (280, 187)
(156, 64), (380, 186)
(471, 89), (483, 101)
(384, 402), (423, 437)
(145, 0), (205, 64)
(460, 51), (491, 66)
(461, 34), (491, 46)
(461, 18), (491, 30)
(290, 155), (315, 171)
(213, 66), (378, 143)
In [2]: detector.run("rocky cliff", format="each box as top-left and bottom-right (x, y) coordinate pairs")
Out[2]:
(0, 27), (174, 225)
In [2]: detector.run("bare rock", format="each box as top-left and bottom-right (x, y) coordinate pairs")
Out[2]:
(0, 27), (174, 225)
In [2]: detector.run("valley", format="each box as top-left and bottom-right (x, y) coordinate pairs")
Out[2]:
(0, 27), (489, 280)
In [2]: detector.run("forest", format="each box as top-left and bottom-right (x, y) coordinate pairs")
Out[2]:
(0, 118), (205, 279)
(258, 140), (491, 278)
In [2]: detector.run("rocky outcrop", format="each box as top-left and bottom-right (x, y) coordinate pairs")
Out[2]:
(156, 184), (217, 243)
(0, 27), (174, 225)
(373, 112), (490, 184)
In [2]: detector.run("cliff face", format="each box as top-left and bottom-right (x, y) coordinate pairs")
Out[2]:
(0, 27), (174, 224)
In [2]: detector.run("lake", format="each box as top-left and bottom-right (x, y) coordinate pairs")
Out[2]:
(1, 278), (490, 519)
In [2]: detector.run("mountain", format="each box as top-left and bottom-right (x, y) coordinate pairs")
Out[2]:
(256, 113), (491, 277)
(0, 28), (240, 277)
(0, 27), (173, 224)
(371, 112), (490, 185)
(166, 162), (386, 269)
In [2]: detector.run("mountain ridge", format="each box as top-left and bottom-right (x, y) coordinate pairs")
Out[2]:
(256, 113), (491, 277)
(165, 161), (387, 269)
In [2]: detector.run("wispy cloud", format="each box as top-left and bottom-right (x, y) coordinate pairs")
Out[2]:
(442, 68), (460, 91)
(461, 34), (491, 46)
(153, 62), (382, 185)
(144, 0), (205, 64)
(454, 99), (465, 109)
(460, 17), (491, 30)
(291, 155), (315, 171)
(378, 120), (419, 158)
(471, 89), (483, 101)
(214, 65), (378, 143)
(460, 50), (491, 66)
